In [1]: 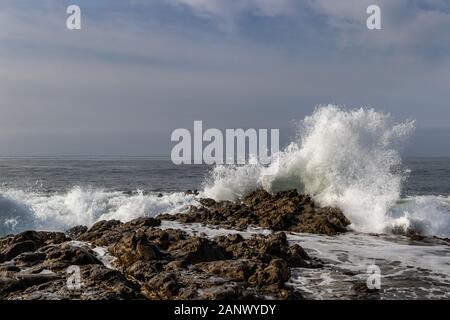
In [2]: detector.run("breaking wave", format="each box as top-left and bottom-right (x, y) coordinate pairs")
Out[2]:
(0, 187), (195, 235)
(202, 105), (428, 235)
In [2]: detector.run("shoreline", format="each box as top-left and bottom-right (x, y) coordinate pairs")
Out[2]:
(1, 190), (449, 300)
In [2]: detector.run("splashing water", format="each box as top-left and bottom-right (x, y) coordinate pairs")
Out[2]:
(0, 187), (196, 235)
(203, 105), (416, 234)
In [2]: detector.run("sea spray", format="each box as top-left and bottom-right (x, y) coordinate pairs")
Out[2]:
(0, 187), (196, 235)
(202, 105), (416, 233)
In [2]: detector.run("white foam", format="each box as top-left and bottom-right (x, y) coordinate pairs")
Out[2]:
(388, 196), (450, 238)
(0, 187), (196, 235)
(203, 105), (417, 234)
(159, 221), (450, 299)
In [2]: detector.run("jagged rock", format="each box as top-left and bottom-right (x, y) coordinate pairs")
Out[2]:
(66, 226), (88, 239)
(1, 217), (321, 300)
(351, 282), (381, 300)
(0, 231), (69, 263)
(168, 237), (229, 264)
(158, 189), (350, 235)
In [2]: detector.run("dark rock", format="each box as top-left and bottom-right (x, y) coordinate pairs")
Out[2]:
(30, 243), (103, 272)
(0, 231), (69, 263)
(351, 282), (381, 300)
(66, 226), (88, 239)
(168, 237), (229, 264)
(158, 189), (350, 235)
(1, 214), (321, 300)
(125, 217), (161, 228)
(2, 240), (36, 262)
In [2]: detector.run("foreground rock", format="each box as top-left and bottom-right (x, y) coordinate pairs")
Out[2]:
(0, 230), (141, 300)
(158, 190), (350, 235)
(0, 217), (321, 300)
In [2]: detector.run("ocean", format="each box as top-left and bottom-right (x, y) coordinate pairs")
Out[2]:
(1, 107), (449, 299)
(0, 156), (450, 237)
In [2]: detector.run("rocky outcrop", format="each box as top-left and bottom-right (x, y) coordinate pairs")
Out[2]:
(0, 190), (351, 300)
(158, 190), (350, 235)
(0, 218), (319, 300)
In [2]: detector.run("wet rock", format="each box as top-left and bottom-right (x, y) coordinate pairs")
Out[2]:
(1, 217), (319, 300)
(66, 226), (88, 239)
(168, 237), (229, 264)
(44, 243), (103, 269)
(0, 231), (69, 263)
(248, 259), (290, 287)
(159, 189), (350, 235)
(108, 231), (167, 268)
(1, 241), (36, 262)
(351, 282), (381, 300)
(185, 190), (199, 196)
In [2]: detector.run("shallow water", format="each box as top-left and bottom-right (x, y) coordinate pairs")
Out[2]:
(161, 221), (450, 300)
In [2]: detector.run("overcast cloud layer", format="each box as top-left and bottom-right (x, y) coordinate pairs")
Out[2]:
(0, 0), (449, 156)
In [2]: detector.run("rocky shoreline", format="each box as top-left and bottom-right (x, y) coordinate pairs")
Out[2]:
(0, 190), (351, 300)
(159, 190), (350, 235)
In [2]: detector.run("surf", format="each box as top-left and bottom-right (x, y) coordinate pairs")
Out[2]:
(202, 105), (419, 235)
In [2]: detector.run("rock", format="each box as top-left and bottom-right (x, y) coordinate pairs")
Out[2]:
(185, 190), (199, 196)
(108, 231), (167, 268)
(2, 240), (36, 262)
(145, 272), (180, 298)
(66, 226), (88, 239)
(248, 259), (290, 287)
(0, 216), (320, 300)
(125, 217), (161, 228)
(168, 237), (229, 264)
(351, 282), (381, 300)
(193, 260), (257, 282)
(13, 252), (46, 266)
(158, 189), (350, 235)
(0, 231), (69, 263)
(43, 243), (103, 269)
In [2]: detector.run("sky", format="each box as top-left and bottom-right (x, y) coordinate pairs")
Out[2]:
(0, 0), (450, 156)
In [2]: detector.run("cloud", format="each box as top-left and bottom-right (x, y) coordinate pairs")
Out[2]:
(166, 0), (296, 30)
(157, 0), (450, 55)
(171, 0), (295, 17)
(0, 0), (450, 155)
(306, 0), (450, 54)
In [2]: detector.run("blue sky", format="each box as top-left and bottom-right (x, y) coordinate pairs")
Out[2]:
(1, 0), (450, 156)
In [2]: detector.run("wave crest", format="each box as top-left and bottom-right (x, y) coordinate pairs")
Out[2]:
(203, 105), (416, 234)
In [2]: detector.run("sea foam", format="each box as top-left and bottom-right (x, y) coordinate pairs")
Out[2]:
(202, 105), (416, 234)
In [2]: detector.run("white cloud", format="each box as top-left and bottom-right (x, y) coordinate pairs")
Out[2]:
(168, 0), (295, 30)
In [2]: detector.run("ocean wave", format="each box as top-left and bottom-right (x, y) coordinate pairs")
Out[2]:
(2, 105), (450, 238)
(202, 105), (420, 234)
(0, 187), (195, 235)
(388, 195), (450, 238)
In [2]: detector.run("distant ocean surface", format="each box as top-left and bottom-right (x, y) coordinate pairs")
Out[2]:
(1, 156), (450, 195)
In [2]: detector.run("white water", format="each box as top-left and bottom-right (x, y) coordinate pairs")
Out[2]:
(203, 105), (442, 235)
(0, 187), (196, 235)
(161, 220), (450, 299)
